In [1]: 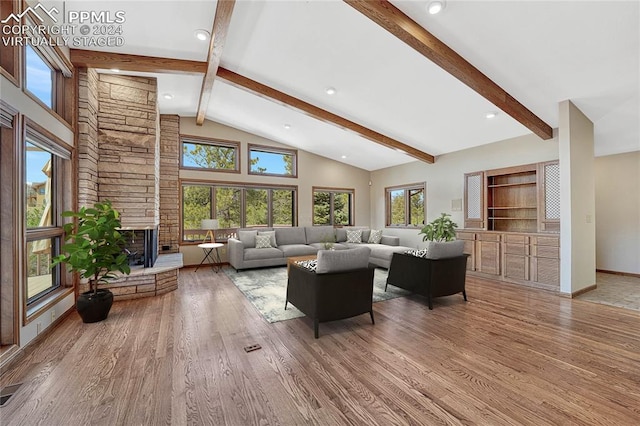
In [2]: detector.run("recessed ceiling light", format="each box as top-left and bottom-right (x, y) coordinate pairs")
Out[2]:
(341, 155), (347, 159)
(110, 68), (120, 73)
(162, 93), (174, 100)
(194, 29), (210, 41)
(427, 0), (445, 15)
(325, 87), (337, 95)
(283, 124), (291, 130)
(485, 112), (498, 119)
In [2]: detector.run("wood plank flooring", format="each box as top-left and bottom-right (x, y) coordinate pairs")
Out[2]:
(1, 268), (640, 425)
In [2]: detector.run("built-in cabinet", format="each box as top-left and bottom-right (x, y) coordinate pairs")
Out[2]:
(458, 231), (560, 291)
(461, 161), (560, 291)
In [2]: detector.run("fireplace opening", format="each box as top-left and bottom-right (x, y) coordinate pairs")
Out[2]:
(121, 227), (159, 268)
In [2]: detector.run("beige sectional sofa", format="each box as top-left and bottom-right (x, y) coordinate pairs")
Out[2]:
(227, 226), (413, 271)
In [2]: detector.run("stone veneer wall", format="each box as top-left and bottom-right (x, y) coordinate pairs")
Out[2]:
(78, 269), (178, 301)
(77, 68), (99, 208)
(159, 115), (180, 253)
(97, 74), (159, 229)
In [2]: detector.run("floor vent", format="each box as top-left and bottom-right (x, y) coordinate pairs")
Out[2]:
(0, 383), (22, 407)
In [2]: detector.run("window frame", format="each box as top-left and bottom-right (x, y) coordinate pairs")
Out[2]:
(248, 143), (298, 178)
(385, 182), (426, 228)
(22, 119), (73, 322)
(24, 44), (55, 109)
(312, 186), (355, 226)
(180, 180), (298, 244)
(180, 136), (240, 173)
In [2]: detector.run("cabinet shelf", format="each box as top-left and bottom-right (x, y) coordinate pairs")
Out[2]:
(488, 182), (536, 188)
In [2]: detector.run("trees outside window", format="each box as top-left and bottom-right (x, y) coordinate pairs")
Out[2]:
(249, 144), (297, 177)
(313, 188), (354, 226)
(181, 138), (239, 171)
(386, 183), (426, 227)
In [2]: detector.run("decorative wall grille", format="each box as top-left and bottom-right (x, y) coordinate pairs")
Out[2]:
(545, 163), (560, 219)
(466, 174), (482, 219)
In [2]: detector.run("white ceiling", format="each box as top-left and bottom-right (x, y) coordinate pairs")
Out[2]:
(61, 0), (639, 170)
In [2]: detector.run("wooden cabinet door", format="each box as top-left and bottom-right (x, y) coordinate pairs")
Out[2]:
(456, 231), (476, 271)
(475, 233), (501, 276)
(538, 161), (560, 233)
(464, 171), (485, 229)
(531, 236), (560, 287)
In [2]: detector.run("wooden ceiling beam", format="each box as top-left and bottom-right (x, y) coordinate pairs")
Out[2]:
(196, 0), (236, 125)
(216, 67), (435, 163)
(69, 49), (207, 75)
(344, 0), (553, 140)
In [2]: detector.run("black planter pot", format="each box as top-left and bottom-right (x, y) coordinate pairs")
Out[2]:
(76, 289), (114, 323)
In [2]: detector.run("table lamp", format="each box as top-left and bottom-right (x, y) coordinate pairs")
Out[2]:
(201, 219), (219, 243)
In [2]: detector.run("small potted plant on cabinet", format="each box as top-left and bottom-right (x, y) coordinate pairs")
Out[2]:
(418, 213), (464, 257)
(51, 200), (130, 323)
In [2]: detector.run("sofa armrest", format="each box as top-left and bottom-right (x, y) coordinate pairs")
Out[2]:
(380, 235), (400, 246)
(227, 238), (244, 270)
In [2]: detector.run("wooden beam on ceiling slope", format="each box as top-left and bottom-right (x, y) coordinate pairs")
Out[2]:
(216, 67), (435, 164)
(69, 51), (435, 163)
(196, 0), (236, 125)
(344, 0), (553, 140)
(69, 49), (207, 74)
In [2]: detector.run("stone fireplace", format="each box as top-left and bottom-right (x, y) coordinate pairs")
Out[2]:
(76, 69), (181, 300)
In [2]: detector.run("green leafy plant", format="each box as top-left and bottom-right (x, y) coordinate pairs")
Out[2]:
(51, 200), (130, 294)
(321, 233), (336, 250)
(419, 213), (458, 242)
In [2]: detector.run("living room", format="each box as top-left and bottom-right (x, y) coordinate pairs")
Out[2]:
(1, 0), (639, 424)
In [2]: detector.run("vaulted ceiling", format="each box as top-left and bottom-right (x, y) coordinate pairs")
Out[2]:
(64, 0), (639, 171)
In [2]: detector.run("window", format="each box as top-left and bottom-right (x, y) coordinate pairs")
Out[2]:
(386, 183), (425, 227)
(181, 137), (239, 172)
(313, 187), (354, 226)
(182, 183), (297, 242)
(248, 144), (297, 177)
(25, 45), (54, 108)
(24, 127), (70, 305)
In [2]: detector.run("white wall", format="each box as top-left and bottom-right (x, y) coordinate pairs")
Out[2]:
(179, 118), (371, 265)
(595, 151), (640, 274)
(370, 133), (559, 248)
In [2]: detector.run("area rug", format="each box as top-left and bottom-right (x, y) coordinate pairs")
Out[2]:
(223, 266), (410, 323)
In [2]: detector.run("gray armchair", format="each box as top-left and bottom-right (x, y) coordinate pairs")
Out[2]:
(286, 247), (375, 338)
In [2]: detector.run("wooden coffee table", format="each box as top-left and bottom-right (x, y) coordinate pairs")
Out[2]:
(287, 254), (317, 275)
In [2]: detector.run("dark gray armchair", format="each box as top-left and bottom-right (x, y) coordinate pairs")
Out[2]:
(286, 247), (375, 338)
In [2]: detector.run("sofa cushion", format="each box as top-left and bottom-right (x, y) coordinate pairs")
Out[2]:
(316, 247), (371, 274)
(423, 240), (465, 259)
(258, 230), (277, 247)
(237, 230), (258, 248)
(360, 243), (413, 260)
(275, 227), (306, 246)
(368, 229), (383, 244)
(336, 228), (347, 242)
(305, 226), (335, 244)
(279, 244), (318, 257)
(244, 247), (284, 261)
(255, 234), (272, 249)
(360, 229), (371, 243)
(346, 229), (362, 243)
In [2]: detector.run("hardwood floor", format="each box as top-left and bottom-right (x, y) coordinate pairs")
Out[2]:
(2, 268), (640, 425)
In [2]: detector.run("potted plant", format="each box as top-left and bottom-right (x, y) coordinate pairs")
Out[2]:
(51, 200), (130, 323)
(419, 213), (458, 242)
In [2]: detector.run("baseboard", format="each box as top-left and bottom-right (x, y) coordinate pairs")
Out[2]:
(596, 269), (640, 279)
(570, 284), (598, 298)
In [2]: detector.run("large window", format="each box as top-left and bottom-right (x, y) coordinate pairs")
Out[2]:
(182, 183), (296, 242)
(24, 125), (70, 305)
(386, 183), (425, 228)
(313, 187), (354, 226)
(25, 45), (54, 108)
(181, 137), (239, 172)
(248, 144), (297, 177)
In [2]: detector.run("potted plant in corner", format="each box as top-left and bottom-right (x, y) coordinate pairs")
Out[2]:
(51, 200), (130, 323)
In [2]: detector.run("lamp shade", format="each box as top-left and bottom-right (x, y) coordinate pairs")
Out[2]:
(201, 219), (219, 230)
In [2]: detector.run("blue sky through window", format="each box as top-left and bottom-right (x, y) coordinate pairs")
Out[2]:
(250, 150), (290, 175)
(26, 143), (51, 185)
(25, 45), (53, 108)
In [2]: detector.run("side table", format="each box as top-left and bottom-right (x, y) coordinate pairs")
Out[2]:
(195, 242), (224, 273)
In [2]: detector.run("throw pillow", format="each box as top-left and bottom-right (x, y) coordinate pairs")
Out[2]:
(255, 234), (272, 249)
(258, 230), (277, 247)
(346, 229), (362, 244)
(368, 229), (383, 244)
(295, 259), (317, 272)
